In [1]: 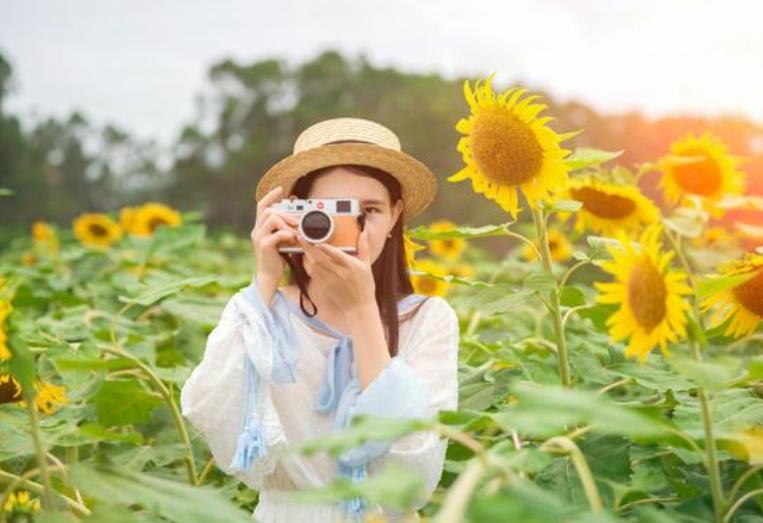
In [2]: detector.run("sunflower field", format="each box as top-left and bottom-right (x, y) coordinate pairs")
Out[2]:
(2, 74), (763, 523)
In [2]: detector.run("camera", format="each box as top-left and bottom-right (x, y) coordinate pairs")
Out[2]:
(270, 197), (366, 254)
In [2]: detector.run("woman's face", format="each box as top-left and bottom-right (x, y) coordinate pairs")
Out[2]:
(304, 166), (403, 265)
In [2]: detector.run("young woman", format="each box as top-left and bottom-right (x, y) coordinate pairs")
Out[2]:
(180, 118), (460, 523)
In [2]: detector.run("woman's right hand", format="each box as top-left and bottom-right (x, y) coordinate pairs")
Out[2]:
(251, 186), (301, 285)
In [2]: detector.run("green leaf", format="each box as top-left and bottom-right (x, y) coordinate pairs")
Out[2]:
(68, 462), (252, 523)
(405, 222), (515, 240)
(453, 284), (535, 316)
(0, 187), (13, 197)
(118, 275), (220, 306)
(523, 272), (557, 292)
(697, 271), (757, 299)
(564, 148), (624, 171)
(560, 286), (587, 307)
(542, 199), (583, 213)
(92, 379), (163, 427)
(493, 381), (670, 440)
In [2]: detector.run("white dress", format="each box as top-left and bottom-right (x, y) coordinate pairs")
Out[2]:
(179, 274), (460, 523)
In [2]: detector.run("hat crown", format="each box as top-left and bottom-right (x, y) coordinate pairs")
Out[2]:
(293, 117), (401, 154)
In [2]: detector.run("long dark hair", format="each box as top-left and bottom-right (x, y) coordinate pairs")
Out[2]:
(281, 164), (430, 357)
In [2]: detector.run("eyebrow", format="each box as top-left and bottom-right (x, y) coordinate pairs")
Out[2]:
(361, 199), (387, 206)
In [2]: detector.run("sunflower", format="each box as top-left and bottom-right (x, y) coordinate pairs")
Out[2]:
(73, 212), (123, 247)
(559, 176), (659, 236)
(403, 229), (426, 269)
(2, 490), (41, 515)
(658, 132), (745, 211)
(119, 205), (138, 232)
(31, 220), (59, 255)
(0, 299), (11, 362)
(448, 74), (575, 219)
(428, 220), (467, 261)
(701, 253), (763, 338)
(126, 202), (182, 237)
(18, 379), (69, 415)
(729, 426), (763, 464)
(410, 258), (450, 297)
(449, 262), (475, 280)
(0, 372), (23, 404)
(522, 228), (572, 262)
(594, 224), (692, 362)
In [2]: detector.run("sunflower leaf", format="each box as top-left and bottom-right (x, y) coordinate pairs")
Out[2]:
(564, 148), (624, 171)
(405, 222), (515, 240)
(541, 199), (582, 213)
(697, 271), (758, 299)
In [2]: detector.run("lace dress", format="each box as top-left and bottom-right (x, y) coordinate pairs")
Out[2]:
(179, 275), (460, 522)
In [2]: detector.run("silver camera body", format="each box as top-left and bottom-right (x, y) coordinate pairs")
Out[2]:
(270, 197), (365, 253)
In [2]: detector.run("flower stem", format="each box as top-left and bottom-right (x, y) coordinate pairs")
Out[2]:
(531, 206), (572, 387)
(664, 228), (725, 521)
(25, 394), (55, 510)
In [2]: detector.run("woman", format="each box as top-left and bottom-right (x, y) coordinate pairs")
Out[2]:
(180, 118), (460, 523)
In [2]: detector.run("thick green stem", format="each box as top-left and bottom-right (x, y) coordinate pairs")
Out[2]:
(25, 391), (55, 510)
(103, 347), (198, 485)
(531, 206), (572, 387)
(664, 228), (725, 521)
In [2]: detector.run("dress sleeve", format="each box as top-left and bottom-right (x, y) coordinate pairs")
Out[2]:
(179, 275), (300, 490)
(336, 297), (460, 512)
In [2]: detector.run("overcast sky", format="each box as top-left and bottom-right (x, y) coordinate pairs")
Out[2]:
(2, 0), (762, 146)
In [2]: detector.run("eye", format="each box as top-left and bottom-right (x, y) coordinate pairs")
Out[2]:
(364, 207), (381, 214)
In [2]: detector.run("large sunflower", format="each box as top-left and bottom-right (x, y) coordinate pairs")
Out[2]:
(126, 202), (182, 237)
(73, 213), (123, 247)
(701, 253), (763, 338)
(560, 176), (659, 236)
(448, 74), (575, 218)
(594, 224), (692, 362)
(403, 229), (426, 269)
(658, 132), (745, 210)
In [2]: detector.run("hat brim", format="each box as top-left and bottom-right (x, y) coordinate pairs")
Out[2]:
(255, 143), (437, 223)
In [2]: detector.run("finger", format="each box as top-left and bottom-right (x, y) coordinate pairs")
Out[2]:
(356, 227), (371, 263)
(256, 185), (284, 216)
(255, 212), (296, 239)
(261, 229), (297, 250)
(316, 243), (351, 266)
(297, 236), (332, 267)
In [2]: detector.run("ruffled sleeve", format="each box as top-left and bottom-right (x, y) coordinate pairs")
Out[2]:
(335, 297), (460, 513)
(179, 275), (300, 490)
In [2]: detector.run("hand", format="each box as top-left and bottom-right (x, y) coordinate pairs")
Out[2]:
(297, 226), (376, 316)
(251, 186), (300, 284)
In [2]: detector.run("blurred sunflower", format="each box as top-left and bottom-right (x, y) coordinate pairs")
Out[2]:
(0, 372), (23, 404)
(692, 226), (736, 249)
(522, 228), (572, 262)
(31, 220), (60, 255)
(18, 379), (69, 415)
(126, 202), (182, 237)
(448, 74), (575, 219)
(658, 132), (745, 211)
(449, 262), (475, 280)
(20, 252), (37, 266)
(2, 490), (40, 515)
(428, 220), (467, 261)
(410, 258), (450, 297)
(729, 426), (763, 464)
(559, 176), (659, 236)
(73, 212), (123, 247)
(594, 224), (692, 362)
(0, 291), (12, 361)
(119, 205), (138, 232)
(701, 253), (763, 338)
(403, 229), (426, 269)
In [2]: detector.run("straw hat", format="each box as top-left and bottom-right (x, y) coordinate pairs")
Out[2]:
(255, 117), (438, 223)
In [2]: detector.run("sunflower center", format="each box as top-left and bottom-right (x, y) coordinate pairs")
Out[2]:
(417, 277), (439, 294)
(88, 223), (109, 237)
(570, 187), (637, 219)
(733, 267), (763, 317)
(148, 217), (168, 233)
(442, 239), (454, 249)
(470, 107), (544, 186)
(627, 257), (667, 331)
(549, 239), (559, 250)
(671, 148), (722, 196)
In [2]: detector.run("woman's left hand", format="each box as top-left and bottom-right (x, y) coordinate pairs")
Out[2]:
(297, 227), (376, 315)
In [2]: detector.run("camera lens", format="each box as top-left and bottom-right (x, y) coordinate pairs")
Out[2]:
(301, 210), (332, 241)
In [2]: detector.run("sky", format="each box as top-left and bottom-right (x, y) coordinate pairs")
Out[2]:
(2, 0), (762, 146)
